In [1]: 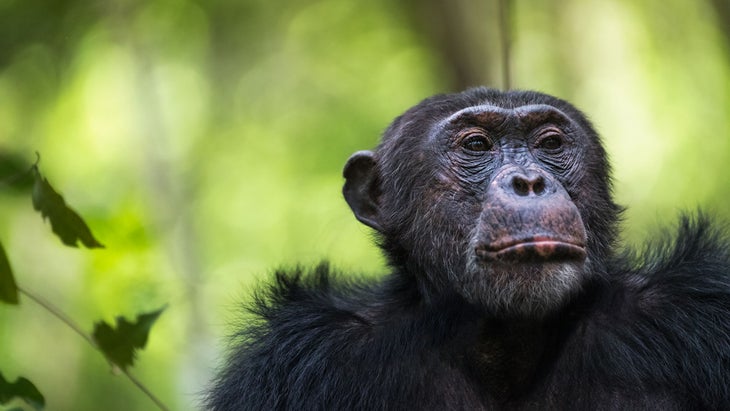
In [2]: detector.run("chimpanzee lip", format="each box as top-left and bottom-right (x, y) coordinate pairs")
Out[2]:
(475, 237), (587, 262)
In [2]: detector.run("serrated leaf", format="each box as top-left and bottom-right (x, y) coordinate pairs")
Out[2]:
(31, 168), (104, 249)
(0, 372), (45, 410)
(92, 306), (166, 371)
(0, 241), (18, 305)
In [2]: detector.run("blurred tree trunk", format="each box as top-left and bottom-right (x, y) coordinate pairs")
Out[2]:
(710, 0), (730, 53)
(401, 0), (504, 91)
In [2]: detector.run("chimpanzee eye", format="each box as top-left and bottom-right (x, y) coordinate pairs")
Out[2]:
(463, 134), (492, 152)
(537, 134), (563, 151)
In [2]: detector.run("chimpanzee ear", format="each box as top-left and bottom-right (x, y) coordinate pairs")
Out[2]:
(343, 150), (383, 232)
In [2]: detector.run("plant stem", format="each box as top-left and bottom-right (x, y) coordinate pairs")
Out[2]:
(17, 286), (171, 411)
(122, 368), (171, 411)
(18, 286), (95, 347)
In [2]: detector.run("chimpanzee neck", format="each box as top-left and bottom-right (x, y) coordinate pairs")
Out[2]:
(467, 318), (555, 402)
(466, 287), (592, 404)
(381, 270), (588, 402)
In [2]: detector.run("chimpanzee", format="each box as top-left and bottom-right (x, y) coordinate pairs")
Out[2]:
(206, 87), (730, 410)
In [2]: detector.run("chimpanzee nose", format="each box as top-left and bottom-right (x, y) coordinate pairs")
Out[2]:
(510, 172), (547, 196)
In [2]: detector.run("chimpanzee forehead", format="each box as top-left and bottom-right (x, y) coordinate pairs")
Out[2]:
(442, 103), (573, 130)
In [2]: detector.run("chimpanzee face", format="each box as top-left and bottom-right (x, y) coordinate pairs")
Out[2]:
(344, 88), (618, 316)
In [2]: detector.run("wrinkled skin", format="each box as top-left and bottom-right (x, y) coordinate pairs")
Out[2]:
(344, 92), (618, 316)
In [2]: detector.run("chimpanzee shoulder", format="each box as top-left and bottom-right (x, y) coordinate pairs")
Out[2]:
(206, 263), (490, 410)
(555, 214), (730, 409)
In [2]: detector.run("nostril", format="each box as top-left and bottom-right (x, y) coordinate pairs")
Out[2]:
(533, 177), (545, 195)
(512, 176), (530, 196)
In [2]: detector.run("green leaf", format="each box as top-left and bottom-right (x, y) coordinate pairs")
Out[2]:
(0, 241), (18, 305)
(0, 151), (33, 193)
(0, 372), (45, 410)
(92, 306), (166, 371)
(31, 167), (104, 249)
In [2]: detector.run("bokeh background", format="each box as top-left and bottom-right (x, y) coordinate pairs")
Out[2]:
(0, 0), (728, 409)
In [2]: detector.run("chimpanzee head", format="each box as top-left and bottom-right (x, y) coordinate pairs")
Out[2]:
(343, 87), (620, 317)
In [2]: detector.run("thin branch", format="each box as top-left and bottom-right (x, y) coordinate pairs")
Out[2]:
(17, 285), (171, 411)
(122, 369), (171, 411)
(18, 286), (96, 347)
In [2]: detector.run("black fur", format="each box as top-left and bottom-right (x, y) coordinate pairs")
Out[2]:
(206, 89), (730, 410)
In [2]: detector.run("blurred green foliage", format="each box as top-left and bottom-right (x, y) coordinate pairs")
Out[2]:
(0, 0), (728, 409)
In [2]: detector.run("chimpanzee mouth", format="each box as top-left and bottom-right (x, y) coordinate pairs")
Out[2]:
(475, 237), (587, 263)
